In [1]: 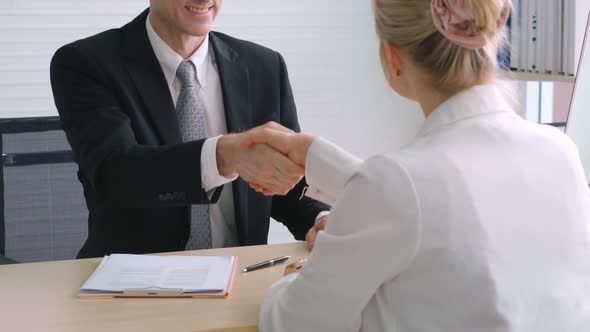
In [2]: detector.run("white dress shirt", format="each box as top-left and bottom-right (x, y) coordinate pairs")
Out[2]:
(260, 84), (590, 331)
(146, 16), (239, 247)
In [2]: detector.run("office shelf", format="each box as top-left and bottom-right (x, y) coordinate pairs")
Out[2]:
(507, 70), (576, 83)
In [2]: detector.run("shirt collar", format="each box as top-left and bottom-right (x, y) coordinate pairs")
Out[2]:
(417, 84), (515, 137)
(145, 15), (210, 89)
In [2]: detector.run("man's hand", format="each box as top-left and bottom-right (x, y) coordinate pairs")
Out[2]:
(216, 123), (304, 196)
(241, 122), (317, 167)
(239, 122), (317, 195)
(305, 215), (329, 251)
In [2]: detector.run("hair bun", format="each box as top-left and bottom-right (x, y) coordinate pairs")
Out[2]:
(431, 0), (510, 49)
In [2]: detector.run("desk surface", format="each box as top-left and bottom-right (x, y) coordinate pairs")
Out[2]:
(0, 242), (308, 332)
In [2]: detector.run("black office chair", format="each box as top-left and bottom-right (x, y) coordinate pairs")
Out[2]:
(0, 117), (87, 263)
(0, 255), (16, 265)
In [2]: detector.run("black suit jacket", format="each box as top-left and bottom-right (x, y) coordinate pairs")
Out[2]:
(50, 9), (328, 258)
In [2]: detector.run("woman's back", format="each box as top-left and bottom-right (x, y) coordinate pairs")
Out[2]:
(259, 1), (590, 329)
(387, 85), (590, 330)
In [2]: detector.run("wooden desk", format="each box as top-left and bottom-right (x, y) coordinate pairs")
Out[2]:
(0, 242), (308, 332)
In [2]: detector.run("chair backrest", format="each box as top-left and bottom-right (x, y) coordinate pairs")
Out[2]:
(0, 117), (87, 263)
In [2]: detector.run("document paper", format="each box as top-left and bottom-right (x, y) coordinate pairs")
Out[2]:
(79, 254), (236, 296)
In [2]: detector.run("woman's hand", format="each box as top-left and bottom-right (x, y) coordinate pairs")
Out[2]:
(305, 215), (329, 251)
(283, 258), (307, 276)
(216, 122), (305, 196)
(241, 122), (317, 167)
(241, 122), (318, 195)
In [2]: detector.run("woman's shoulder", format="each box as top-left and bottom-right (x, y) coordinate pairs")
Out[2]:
(533, 122), (578, 148)
(518, 119), (583, 164)
(354, 154), (420, 206)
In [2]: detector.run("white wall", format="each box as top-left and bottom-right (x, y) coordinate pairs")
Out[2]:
(0, 0), (424, 243)
(0, 0), (148, 118)
(0, 0), (422, 155)
(217, 1), (422, 158)
(218, 1), (423, 242)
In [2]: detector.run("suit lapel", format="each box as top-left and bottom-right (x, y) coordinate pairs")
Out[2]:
(210, 32), (253, 244)
(123, 9), (181, 144)
(210, 33), (252, 133)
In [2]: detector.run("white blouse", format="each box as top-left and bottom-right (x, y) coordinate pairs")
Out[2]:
(259, 85), (590, 331)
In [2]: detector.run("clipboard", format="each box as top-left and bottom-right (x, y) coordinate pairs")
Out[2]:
(78, 255), (238, 299)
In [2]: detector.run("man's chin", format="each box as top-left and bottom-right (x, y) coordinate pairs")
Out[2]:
(184, 23), (213, 37)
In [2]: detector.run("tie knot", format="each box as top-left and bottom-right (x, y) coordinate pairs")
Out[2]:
(176, 60), (197, 87)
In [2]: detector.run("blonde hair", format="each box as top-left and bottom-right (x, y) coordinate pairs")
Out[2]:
(374, 0), (510, 94)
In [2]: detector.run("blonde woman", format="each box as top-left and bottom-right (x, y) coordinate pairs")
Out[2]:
(246, 0), (590, 330)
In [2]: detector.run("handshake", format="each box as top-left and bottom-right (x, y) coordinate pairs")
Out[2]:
(216, 122), (317, 196)
(216, 121), (327, 251)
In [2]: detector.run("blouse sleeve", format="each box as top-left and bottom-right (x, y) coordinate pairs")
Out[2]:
(303, 138), (363, 205)
(259, 154), (421, 332)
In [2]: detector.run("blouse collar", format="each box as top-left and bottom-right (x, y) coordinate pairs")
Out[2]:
(417, 84), (515, 137)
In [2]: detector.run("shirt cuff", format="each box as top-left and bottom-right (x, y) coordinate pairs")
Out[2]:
(201, 136), (238, 192)
(304, 138), (362, 205)
(314, 211), (330, 225)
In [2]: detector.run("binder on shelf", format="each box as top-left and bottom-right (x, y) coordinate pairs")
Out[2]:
(509, 1), (521, 70)
(545, 0), (557, 73)
(563, 0), (576, 75)
(504, 0), (578, 79)
(527, 0), (538, 71)
(78, 254), (238, 298)
(555, 0), (565, 75)
(519, 0), (531, 71)
(499, 15), (511, 70)
(536, 0), (547, 72)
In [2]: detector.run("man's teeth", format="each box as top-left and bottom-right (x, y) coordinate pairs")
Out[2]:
(187, 6), (209, 14)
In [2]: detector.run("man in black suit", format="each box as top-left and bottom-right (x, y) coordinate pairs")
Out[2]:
(50, 0), (329, 258)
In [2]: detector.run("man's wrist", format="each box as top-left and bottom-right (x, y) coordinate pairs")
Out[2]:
(216, 134), (239, 177)
(202, 137), (238, 192)
(315, 211), (330, 225)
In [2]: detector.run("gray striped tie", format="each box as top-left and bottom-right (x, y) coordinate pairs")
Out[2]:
(176, 60), (212, 250)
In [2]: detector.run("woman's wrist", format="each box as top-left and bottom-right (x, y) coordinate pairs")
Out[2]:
(292, 134), (318, 167)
